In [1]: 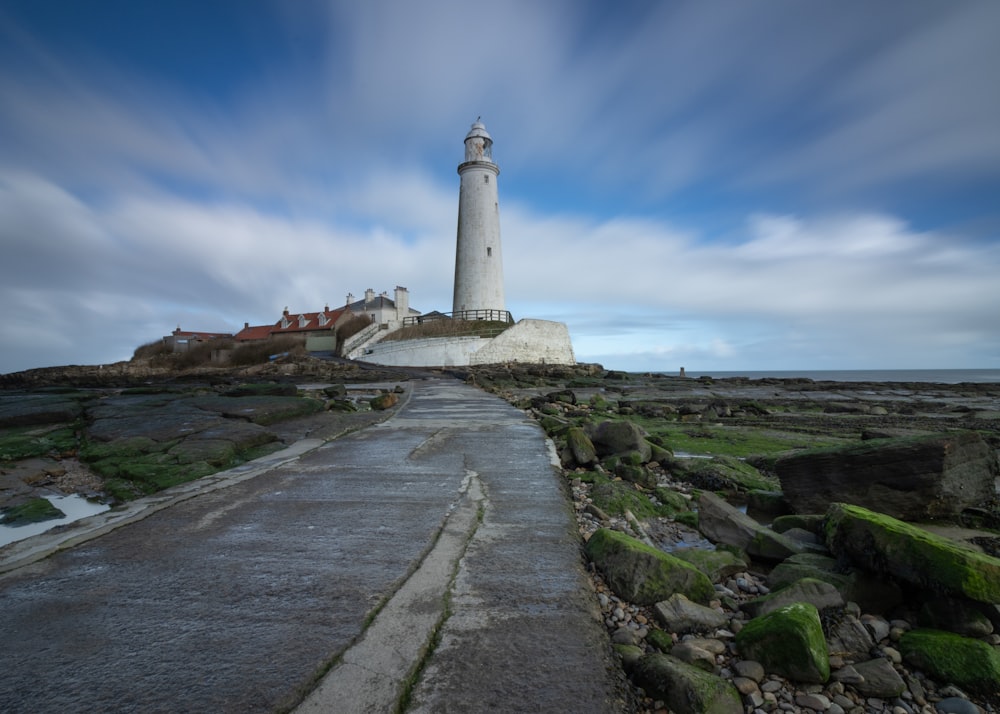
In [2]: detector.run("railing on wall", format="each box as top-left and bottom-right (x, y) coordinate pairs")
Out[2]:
(403, 309), (514, 326)
(339, 321), (382, 356)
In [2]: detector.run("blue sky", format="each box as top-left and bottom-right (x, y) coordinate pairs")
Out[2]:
(2, 0), (999, 374)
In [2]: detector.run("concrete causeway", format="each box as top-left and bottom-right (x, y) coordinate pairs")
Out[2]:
(0, 378), (627, 713)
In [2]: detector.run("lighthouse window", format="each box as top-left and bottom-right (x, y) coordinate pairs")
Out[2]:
(484, 175), (489, 184)
(487, 247), (492, 257)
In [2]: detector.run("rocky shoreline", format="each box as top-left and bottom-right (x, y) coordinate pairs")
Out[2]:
(3, 358), (999, 713)
(457, 364), (1000, 714)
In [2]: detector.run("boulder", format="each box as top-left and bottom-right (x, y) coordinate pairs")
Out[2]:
(370, 392), (398, 410)
(850, 657), (906, 698)
(669, 641), (718, 672)
(697, 492), (807, 562)
(824, 503), (1000, 605)
(674, 456), (776, 493)
(776, 432), (998, 520)
(589, 420), (651, 462)
(767, 554), (903, 615)
(632, 654), (742, 714)
(654, 593), (728, 634)
(564, 427), (597, 467)
(919, 596), (995, 638)
(899, 629), (1000, 697)
(741, 577), (844, 619)
(585, 528), (715, 606)
(735, 602), (830, 684)
(824, 612), (876, 660)
(670, 547), (747, 582)
(745, 489), (792, 522)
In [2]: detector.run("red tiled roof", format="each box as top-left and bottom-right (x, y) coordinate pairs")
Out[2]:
(172, 330), (232, 340)
(235, 307), (347, 341)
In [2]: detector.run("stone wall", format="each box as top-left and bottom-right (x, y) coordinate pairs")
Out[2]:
(359, 319), (575, 367)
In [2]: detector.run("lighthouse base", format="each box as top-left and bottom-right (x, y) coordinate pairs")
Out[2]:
(357, 319), (575, 368)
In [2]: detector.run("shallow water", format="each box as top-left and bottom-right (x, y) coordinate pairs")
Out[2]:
(0, 494), (109, 547)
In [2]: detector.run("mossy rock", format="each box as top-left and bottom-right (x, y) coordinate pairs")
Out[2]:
(538, 414), (570, 436)
(671, 547), (747, 582)
(824, 502), (1000, 604)
(327, 399), (358, 412)
(1, 497), (65, 525)
(741, 577), (843, 619)
(646, 628), (674, 653)
(585, 527), (715, 606)
(899, 628), (1000, 696)
(632, 654), (742, 714)
(615, 462), (656, 488)
(590, 479), (660, 519)
(653, 487), (690, 515)
(771, 514), (826, 535)
(673, 456), (777, 493)
(735, 602), (830, 684)
(565, 426), (597, 466)
(766, 555), (903, 615)
(370, 393), (399, 411)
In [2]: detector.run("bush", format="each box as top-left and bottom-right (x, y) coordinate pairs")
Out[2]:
(337, 314), (375, 342)
(229, 336), (305, 366)
(133, 339), (171, 360)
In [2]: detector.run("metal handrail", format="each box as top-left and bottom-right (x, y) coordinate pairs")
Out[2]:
(403, 309), (513, 326)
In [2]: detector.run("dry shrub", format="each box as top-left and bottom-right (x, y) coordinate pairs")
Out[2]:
(337, 314), (375, 341)
(133, 339), (171, 360)
(230, 336), (305, 366)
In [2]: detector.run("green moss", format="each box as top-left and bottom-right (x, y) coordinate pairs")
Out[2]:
(1, 497), (65, 525)
(0, 425), (79, 461)
(674, 511), (699, 529)
(646, 628), (673, 653)
(735, 602), (829, 684)
(672, 456), (778, 493)
(825, 503), (1000, 604)
(590, 478), (663, 519)
(899, 629), (1000, 695)
(585, 528), (715, 605)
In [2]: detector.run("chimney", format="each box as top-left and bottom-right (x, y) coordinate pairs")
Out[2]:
(394, 286), (409, 318)
(283, 306), (289, 316)
(364, 288), (375, 303)
(244, 322), (249, 329)
(346, 292), (354, 305)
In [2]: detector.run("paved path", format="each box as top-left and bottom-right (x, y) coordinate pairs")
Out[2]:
(0, 378), (627, 713)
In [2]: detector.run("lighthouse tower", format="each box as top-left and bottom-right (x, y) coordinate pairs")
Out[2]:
(452, 119), (505, 318)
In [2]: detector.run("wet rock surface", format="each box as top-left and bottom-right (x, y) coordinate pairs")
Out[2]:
(464, 364), (1000, 714)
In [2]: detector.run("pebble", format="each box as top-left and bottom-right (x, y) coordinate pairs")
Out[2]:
(796, 692), (831, 710)
(934, 697), (982, 714)
(882, 646), (903, 664)
(734, 659), (766, 682)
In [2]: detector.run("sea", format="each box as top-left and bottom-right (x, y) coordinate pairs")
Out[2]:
(659, 369), (1000, 384)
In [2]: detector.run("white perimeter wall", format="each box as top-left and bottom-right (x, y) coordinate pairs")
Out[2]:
(359, 319), (575, 367)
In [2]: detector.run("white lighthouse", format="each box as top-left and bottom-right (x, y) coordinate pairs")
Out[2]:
(452, 119), (505, 319)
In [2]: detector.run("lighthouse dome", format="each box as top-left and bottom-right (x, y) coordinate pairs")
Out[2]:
(464, 119), (493, 162)
(465, 120), (492, 142)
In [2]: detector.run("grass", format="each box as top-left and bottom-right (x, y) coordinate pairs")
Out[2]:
(629, 418), (852, 458)
(380, 319), (512, 342)
(0, 425), (79, 462)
